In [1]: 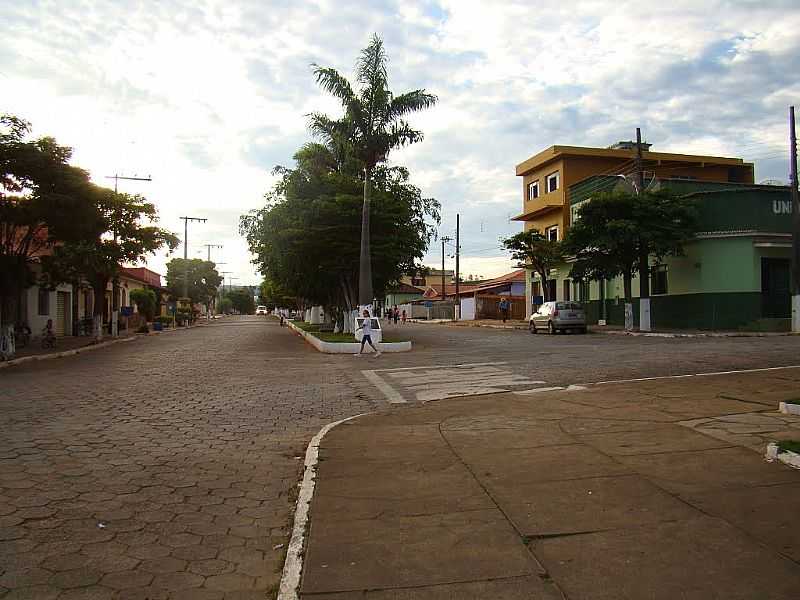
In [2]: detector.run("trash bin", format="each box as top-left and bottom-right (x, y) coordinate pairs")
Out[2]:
(153, 322), (163, 331)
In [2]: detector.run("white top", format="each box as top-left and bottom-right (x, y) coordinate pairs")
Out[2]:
(361, 318), (372, 336)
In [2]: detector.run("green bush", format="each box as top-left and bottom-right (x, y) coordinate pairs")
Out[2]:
(136, 324), (150, 334)
(130, 288), (157, 322)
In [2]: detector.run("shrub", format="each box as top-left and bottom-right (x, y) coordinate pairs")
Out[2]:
(136, 324), (149, 334)
(130, 289), (157, 322)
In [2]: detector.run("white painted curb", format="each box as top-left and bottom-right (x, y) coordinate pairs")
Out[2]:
(287, 321), (412, 353)
(278, 413), (366, 600)
(778, 402), (800, 416)
(766, 443), (800, 469)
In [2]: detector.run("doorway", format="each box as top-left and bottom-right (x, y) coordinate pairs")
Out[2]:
(761, 258), (790, 318)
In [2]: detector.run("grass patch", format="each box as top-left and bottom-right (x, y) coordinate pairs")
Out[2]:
(293, 321), (408, 343)
(777, 440), (800, 455)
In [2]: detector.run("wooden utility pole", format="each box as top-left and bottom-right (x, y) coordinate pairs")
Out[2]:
(179, 216), (207, 300)
(455, 215), (460, 320)
(635, 128), (651, 331)
(104, 174), (152, 337)
(790, 107), (800, 333)
(203, 244), (223, 262)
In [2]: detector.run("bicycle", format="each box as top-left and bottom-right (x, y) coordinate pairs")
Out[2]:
(14, 323), (31, 349)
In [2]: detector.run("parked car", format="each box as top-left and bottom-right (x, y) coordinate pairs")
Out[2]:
(255, 305), (268, 315)
(529, 301), (587, 334)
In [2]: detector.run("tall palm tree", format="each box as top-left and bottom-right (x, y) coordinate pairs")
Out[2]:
(310, 34), (437, 306)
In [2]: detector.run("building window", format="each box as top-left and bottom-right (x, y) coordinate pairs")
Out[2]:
(546, 172), (560, 193)
(528, 181), (540, 200)
(563, 280), (571, 301)
(545, 225), (559, 242)
(38, 288), (50, 316)
(652, 264), (668, 295)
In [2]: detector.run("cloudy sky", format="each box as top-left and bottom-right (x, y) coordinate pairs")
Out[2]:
(2, 0), (798, 284)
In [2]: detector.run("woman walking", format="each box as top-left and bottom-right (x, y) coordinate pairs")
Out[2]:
(355, 310), (381, 356)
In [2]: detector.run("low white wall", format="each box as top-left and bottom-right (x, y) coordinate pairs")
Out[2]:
(287, 321), (411, 353)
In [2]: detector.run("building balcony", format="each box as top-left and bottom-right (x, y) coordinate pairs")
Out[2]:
(511, 195), (564, 221)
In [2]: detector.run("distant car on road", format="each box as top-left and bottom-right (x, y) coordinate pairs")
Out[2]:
(529, 301), (587, 334)
(256, 306), (268, 315)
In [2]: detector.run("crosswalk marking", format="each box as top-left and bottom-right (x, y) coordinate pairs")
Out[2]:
(362, 363), (548, 403)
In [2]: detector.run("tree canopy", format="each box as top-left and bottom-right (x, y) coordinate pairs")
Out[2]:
(164, 258), (222, 306)
(502, 230), (563, 301)
(564, 190), (698, 301)
(0, 114), (102, 324)
(240, 142), (439, 324)
(225, 288), (255, 315)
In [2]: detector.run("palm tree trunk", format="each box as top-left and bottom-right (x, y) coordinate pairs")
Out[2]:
(358, 167), (374, 308)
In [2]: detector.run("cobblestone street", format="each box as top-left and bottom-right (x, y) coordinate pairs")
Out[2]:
(0, 317), (377, 600)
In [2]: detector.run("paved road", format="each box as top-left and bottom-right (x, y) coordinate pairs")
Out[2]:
(1, 315), (798, 598)
(0, 317), (376, 600)
(363, 322), (800, 402)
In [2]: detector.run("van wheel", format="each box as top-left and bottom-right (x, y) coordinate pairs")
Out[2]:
(529, 321), (537, 334)
(548, 321), (556, 335)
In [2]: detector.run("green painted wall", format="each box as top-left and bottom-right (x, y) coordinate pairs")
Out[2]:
(385, 292), (422, 307)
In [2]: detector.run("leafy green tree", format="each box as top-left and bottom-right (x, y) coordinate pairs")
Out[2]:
(564, 190), (697, 302)
(44, 189), (179, 340)
(225, 288), (255, 314)
(0, 114), (101, 329)
(240, 142), (439, 330)
(218, 297), (233, 314)
(259, 277), (294, 310)
(164, 258), (222, 306)
(311, 34), (437, 305)
(130, 288), (157, 322)
(502, 230), (563, 301)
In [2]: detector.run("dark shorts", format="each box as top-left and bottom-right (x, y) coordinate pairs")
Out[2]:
(361, 335), (373, 344)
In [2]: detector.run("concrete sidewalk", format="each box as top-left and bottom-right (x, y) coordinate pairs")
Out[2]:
(300, 369), (800, 599)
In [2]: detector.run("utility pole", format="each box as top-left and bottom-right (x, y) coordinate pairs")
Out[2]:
(441, 235), (452, 305)
(220, 271), (232, 311)
(455, 215), (460, 320)
(203, 244), (223, 262)
(104, 174), (152, 338)
(179, 216), (207, 303)
(635, 128), (651, 332)
(790, 106), (800, 333)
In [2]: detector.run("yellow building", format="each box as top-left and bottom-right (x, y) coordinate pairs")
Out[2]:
(512, 141), (754, 241)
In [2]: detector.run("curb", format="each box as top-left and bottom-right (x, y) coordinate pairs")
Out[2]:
(287, 321), (412, 353)
(278, 413), (367, 600)
(0, 322), (207, 370)
(0, 335), (138, 370)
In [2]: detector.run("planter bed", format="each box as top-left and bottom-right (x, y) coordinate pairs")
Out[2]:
(287, 321), (411, 354)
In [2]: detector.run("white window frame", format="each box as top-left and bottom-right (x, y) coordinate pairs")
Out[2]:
(546, 171), (560, 193)
(545, 225), (559, 242)
(528, 180), (540, 200)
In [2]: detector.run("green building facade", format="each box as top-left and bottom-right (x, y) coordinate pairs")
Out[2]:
(526, 178), (794, 331)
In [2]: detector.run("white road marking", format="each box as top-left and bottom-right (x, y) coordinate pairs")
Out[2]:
(512, 365), (800, 396)
(363, 362), (548, 403)
(590, 365), (800, 386)
(361, 370), (407, 404)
